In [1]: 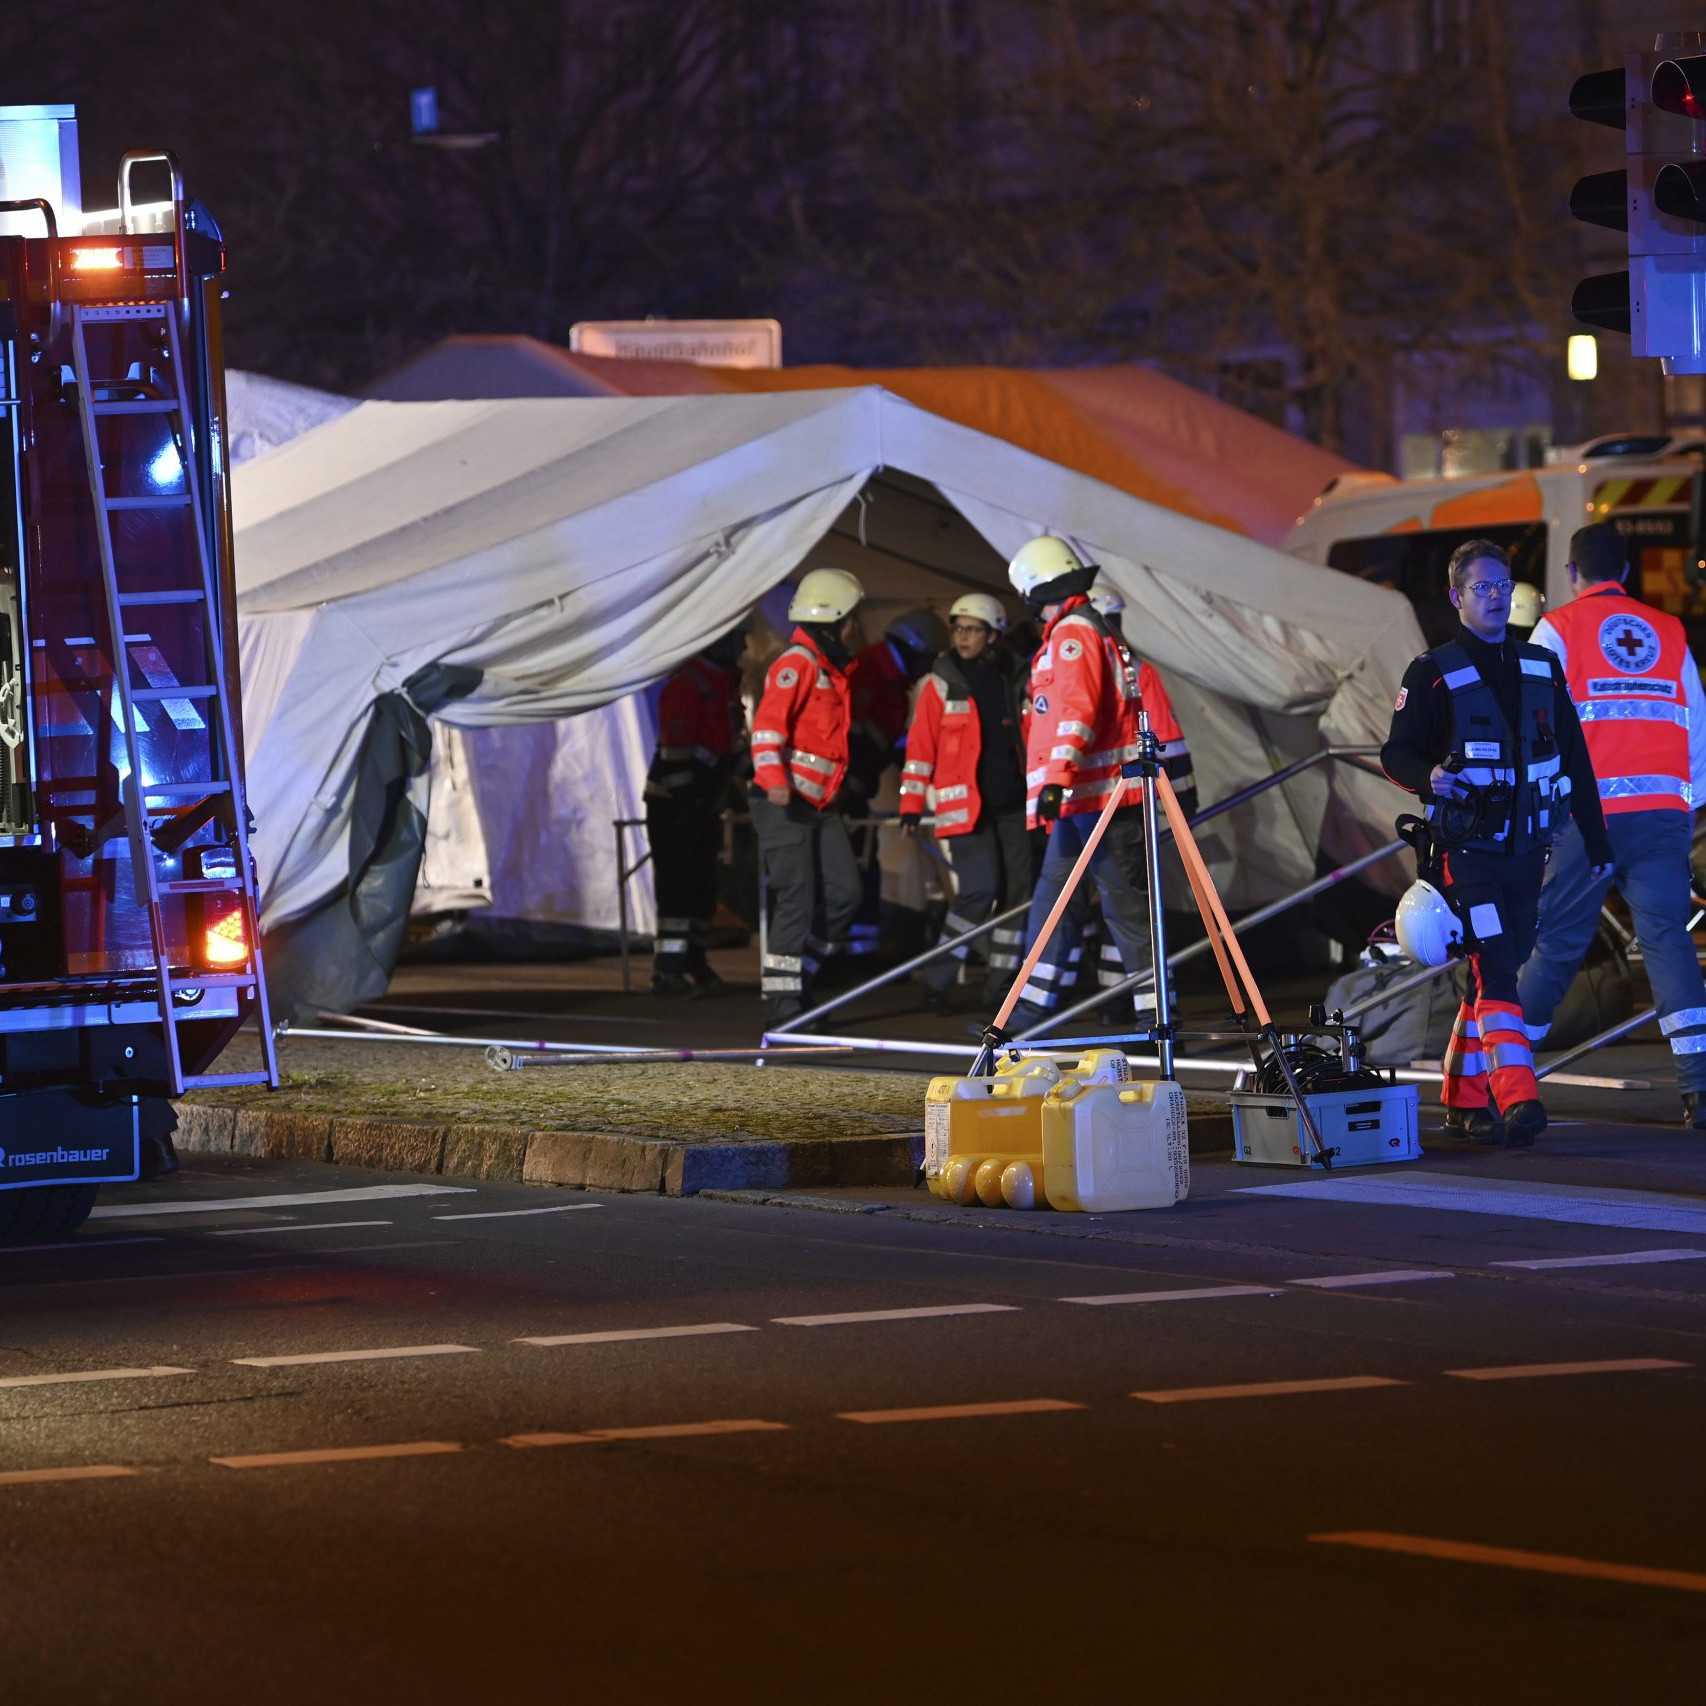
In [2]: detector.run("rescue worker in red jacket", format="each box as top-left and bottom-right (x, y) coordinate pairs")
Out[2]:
(644, 624), (748, 996)
(1003, 536), (1165, 1034)
(749, 568), (866, 1021)
(898, 593), (1029, 1012)
(1064, 578), (1197, 1008)
(1518, 520), (1706, 1128)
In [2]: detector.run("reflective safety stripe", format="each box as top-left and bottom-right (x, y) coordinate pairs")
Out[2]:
(1442, 665), (1480, 690)
(1671, 1034), (1706, 1055)
(1026, 766), (1048, 787)
(762, 975), (803, 993)
(1529, 754), (1561, 781)
(763, 954), (803, 972)
(1083, 742), (1142, 769)
(988, 953), (1019, 969)
(1050, 744), (1081, 761)
(1599, 775), (1694, 805)
(795, 776), (826, 800)
(936, 783), (969, 802)
(935, 808), (971, 827)
(1054, 720), (1094, 741)
(943, 699), (970, 714)
(788, 749), (837, 774)
(1158, 739), (1190, 759)
(1444, 1050), (1486, 1076)
(1519, 656), (1553, 677)
(1661, 1007), (1706, 1035)
(903, 760), (932, 777)
(1479, 1011), (1526, 1038)
(751, 728), (785, 745)
(1486, 1039), (1534, 1069)
(899, 781), (928, 797)
(943, 913), (978, 935)
(1018, 981), (1058, 1009)
(1578, 700), (1690, 728)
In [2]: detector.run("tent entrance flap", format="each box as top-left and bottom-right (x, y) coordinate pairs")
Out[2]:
(263, 662), (479, 1021)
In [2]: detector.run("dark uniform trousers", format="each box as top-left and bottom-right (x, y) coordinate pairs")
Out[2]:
(922, 809), (1033, 996)
(1017, 808), (1153, 1020)
(750, 794), (862, 999)
(646, 794), (724, 979)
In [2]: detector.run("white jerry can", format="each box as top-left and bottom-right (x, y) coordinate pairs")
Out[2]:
(1041, 1078), (1190, 1212)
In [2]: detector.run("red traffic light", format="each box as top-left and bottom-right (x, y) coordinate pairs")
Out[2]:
(1653, 55), (1706, 121)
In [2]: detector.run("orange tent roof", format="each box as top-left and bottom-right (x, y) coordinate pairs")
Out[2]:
(366, 336), (1359, 544)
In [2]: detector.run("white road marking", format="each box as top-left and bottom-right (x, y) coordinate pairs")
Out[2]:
(1311, 1531), (1706, 1596)
(1291, 1270), (1455, 1289)
(0, 1464), (141, 1486)
(1133, 1375), (1405, 1404)
(839, 1399), (1084, 1424)
(1445, 1358), (1689, 1382)
(92, 1184), (476, 1220)
(211, 1220), (392, 1237)
(212, 1441), (463, 1469)
(502, 1419), (788, 1447)
(1490, 1248), (1706, 1272)
(230, 1344), (479, 1368)
(1062, 1285), (1277, 1307)
(1237, 1173), (1706, 1237)
(321, 1240), (455, 1254)
(0, 1364), (192, 1391)
(0, 1237), (164, 1255)
(433, 1204), (604, 1222)
(772, 1304), (1017, 1327)
(517, 1323), (757, 1347)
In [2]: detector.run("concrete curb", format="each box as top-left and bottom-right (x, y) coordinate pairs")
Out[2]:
(173, 1103), (929, 1196)
(175, 1102), (1239, 1195)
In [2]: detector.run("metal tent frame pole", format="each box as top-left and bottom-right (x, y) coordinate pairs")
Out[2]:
(765, 746), (1388, 1044)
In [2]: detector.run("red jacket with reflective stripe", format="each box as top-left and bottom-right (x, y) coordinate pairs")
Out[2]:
(749, 628), (851, 809)
(1542, 583), (1691, 815)
(1023, 598), (1187, 825)
(646, 658), (742, 804)
(900, 668), (981, 837)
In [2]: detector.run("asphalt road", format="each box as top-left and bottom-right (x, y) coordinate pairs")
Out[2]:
(5, 1136), (1706, 1705)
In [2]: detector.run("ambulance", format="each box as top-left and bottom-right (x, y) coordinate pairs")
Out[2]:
(1285, 434), (1706, 659)
(0, 107), (276, 1244)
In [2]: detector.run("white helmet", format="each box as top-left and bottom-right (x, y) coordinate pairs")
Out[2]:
(1008, 536), (1091, 599)
(1088, 579), (1125, 617)
(1393, 880), (1463, 968)
(788, 567), (865, 624)
(948, 593), (1008, 633)
(1509, 582), (1545, 628)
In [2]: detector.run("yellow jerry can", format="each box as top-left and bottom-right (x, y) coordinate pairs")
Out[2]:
(923, 1049), (1133, 1210)
(1041, 1077), (1190, 1212)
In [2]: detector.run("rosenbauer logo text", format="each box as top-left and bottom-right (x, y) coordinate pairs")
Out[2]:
(0, 1144), (113, 1168)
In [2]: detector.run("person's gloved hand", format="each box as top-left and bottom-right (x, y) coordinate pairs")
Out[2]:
(1590, 861), (1616, 883)
(1038, 784), (1065, 822)
(899, 814), (922, 837)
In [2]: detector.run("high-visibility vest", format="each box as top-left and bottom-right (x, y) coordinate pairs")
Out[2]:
(899, 654), (1025, 836)
(749, 628), (851, 809)
(1547, 584), (1692, 815)
(1022, 596), (1190, 826)
(1424, 639), (1570, 853)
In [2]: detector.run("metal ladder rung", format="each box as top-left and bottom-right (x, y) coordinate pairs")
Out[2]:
(93, 399), (179, 416)
(181, 1071), (274, 1090)
(130, 685), (216, 701)
(119, 590), (205, 606)
(159, 877), (245, 895)
(168, 971), (257, 992)
(106, 494), (193, 511)
(79, 304), (171, 324)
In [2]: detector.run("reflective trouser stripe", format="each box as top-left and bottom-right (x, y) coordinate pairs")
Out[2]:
(762, 974), (802, 993)
(1442, 1003), (1488, 1108)
(1480, 1002), (1538, 1109)
(1098, 939), (1124, 987)
(1664, 1000), (1706, 1055)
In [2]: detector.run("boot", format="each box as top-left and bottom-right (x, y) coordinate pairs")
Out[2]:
(1442, 1106), (1504, 1146)
(1683, 1092), (1706, 1131)
(764, 994), (805, 1027)
(1502, 1100), (1547, 1147)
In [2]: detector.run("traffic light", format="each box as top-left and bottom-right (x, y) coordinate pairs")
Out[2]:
(1570, 48), (1706, 373)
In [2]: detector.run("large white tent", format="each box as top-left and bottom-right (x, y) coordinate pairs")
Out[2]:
(232, 385), (1420, 968)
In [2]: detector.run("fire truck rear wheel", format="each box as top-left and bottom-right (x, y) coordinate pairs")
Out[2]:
(0, 1184), (99, 1245)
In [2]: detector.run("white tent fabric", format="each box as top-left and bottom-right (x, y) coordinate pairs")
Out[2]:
(225, 370), (353, 465)
(233, 387), (1421, 934)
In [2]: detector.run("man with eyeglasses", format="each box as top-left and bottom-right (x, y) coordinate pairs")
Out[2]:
(1518, 520), (1706, 1129)
(1382, 538), (1611, 1145)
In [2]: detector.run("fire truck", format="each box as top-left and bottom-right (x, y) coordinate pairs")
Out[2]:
(1285, 435), (1706, 658)
(0, 107), (276, 1244)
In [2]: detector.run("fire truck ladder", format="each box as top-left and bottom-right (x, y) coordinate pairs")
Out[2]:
(68, 300), (280, 1096)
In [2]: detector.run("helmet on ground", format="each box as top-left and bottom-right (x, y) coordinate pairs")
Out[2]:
(885, 608), (950, 656)
(1508, 582), (1545, 628)
(1007, 536), (1094, 600)
(1088, 579), (1125, 617)
(1393, 879), (1463, 968)
(948, 593), (1008, 633)
(788, 567), (865, 624)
